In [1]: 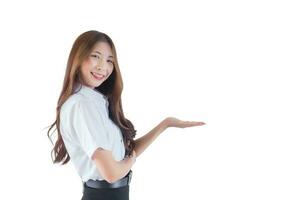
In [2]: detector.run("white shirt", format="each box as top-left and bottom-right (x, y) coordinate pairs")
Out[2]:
(59, 84), (126, 182)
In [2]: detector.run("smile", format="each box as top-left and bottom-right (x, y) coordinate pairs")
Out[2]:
(91, 72), (105, 80)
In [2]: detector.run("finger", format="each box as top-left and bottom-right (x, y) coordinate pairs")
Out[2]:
(186, 121), (206, 126)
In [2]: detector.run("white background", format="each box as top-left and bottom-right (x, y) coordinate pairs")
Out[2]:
(0, 0), (299, 199)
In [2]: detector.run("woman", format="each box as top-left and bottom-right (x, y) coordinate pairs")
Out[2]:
(47, 30), (206, 200)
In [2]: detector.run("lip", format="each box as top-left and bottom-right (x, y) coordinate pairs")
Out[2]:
(91, 72), (105, 80)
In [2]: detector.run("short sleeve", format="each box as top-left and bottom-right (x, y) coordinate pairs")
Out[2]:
(71, 100), (113, 159)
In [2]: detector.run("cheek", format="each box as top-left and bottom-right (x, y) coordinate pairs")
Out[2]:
(80, 66), (91, 79)
(81, 60), (93, 71)
(83, 59), (93, 66)
(80, 64), (88, 73)
(109, 67), (114, 75)
(82, 58), (95, 67)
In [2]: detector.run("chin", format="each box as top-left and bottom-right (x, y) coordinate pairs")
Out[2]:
(95, 82), (103, 87)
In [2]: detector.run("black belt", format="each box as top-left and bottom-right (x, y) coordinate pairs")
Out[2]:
(84, 170), (132, 189)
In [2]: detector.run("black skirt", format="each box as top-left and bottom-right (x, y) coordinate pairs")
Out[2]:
(81, 182), (129, 200)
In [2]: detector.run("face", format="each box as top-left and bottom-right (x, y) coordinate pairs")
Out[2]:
(79, 42), (115, 89)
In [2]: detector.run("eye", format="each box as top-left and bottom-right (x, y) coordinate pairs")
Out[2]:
(91, 54), (100, 59)
(107, 60), (114, 64)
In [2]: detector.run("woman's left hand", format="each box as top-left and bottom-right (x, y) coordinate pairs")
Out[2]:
(164, 117), (206, 128)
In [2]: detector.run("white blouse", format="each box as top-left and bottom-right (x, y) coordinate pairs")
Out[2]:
(59, 84), (126, 182)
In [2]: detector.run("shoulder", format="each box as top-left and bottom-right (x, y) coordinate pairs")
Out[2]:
(60, 93), (93, 117)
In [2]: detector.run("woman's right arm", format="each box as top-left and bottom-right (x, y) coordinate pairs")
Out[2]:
(92, 149), (136, 183)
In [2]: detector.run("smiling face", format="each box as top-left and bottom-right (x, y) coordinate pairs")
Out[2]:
(79, 42), (115, 89)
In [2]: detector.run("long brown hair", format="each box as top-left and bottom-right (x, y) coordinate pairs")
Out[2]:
(47, 30), (136, 165)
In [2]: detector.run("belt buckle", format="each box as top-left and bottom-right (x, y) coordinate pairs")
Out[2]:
(127, 170), (132, 184)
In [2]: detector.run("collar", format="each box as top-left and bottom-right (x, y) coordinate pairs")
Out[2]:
(75, 84), (108, 102)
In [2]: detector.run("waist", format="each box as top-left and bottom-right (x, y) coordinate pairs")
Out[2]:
(84, 170), (133, 189)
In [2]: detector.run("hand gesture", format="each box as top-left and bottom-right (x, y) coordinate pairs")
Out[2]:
(164, 117), (206, 128)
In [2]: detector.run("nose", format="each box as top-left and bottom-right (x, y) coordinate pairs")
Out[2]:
(96, 58), (106, 71)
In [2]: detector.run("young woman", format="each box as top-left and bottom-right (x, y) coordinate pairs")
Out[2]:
(47, 30), (206, 200)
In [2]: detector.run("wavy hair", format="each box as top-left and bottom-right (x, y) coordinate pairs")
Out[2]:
(47, 30), (136, 164)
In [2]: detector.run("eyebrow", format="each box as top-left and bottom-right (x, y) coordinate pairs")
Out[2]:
(93, 51), (114, 59)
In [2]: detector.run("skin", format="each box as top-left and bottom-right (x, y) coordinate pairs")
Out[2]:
(133, 117), (206, 158)
(164, 117), (206, 128)
(79, 41), (206, 183)
(80, 41), (115, 89)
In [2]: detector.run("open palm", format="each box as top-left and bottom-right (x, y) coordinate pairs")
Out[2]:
(165, 117), (206, 128)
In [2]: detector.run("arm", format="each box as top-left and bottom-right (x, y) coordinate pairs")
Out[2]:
(92, 117), (203, 183)
(92, 148), (136, 183)
(134, 119), (169, 158)
(133, 117), (205, 158)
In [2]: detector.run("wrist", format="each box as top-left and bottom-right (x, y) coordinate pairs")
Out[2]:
(161, 118), (170, 130)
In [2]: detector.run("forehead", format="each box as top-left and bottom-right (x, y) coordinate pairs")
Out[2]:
(92, 42), (113, 54)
